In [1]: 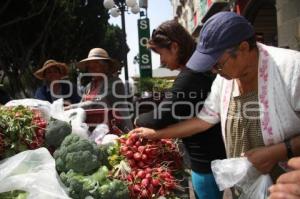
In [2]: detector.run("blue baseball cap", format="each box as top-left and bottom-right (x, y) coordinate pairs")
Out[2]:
(187, 11), (255, 72)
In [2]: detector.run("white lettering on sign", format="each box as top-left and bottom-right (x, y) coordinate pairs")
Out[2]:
(140, 65), (151, 69)
(139, 37), (148, 47)
(141, 54), (150, 64)
(140, 20), (148, 29)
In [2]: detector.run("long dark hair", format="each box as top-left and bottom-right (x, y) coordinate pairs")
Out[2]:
(148, 20), (196, 66)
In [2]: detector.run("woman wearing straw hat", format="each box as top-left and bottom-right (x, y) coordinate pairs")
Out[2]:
(76, 48), (133, 131)
(34, 59), (81, 104)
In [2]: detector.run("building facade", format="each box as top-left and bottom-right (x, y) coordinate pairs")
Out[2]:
(170, 0), (230, 37)
(170, 0), (300, 50)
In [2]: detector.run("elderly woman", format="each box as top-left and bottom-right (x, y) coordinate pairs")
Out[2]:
(34, 59), (80, 104)
(131, 12), (300, 198)
(76, 48), (133, 131)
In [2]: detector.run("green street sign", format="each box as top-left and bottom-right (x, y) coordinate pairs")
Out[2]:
(137, 18), (152, 78)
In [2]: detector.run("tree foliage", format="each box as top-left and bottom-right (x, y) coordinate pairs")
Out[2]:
(0, 0), (123, 97)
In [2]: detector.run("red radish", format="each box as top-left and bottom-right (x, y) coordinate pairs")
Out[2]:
(126, 151), (133, 158)
(141, 154), (147, 161)
(137, 161), (145, 168)
(131, 145), (138, 152)
(133, 152), (142, 161)
(133, 184), (141, 192)
(145, 168), (152, 173)
(127, 174), (133, 182)
(135, 140), (141, 147)
(145, 148), (151, 154)
(137, 170), (146, 178)
(126, 139), (133, 146)
(119, 137), (126, 143)
(120, 146), (128, 153)
(151, 178), (160, 187)
(138, 146), (145, 153)
(145, 173), (151, 179)
(141, 178), (149, 187)
(127, 159), (136, 168)
(129, 133), (138, 142)
(131, 169), (137, 176)
(140, 189), (149, 198)
(148, 184), (154, 196)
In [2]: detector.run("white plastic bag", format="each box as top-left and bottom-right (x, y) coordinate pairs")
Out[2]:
(89, 124), (119, 145)
(0, 148), (70, 199)
(65, 108), (88, 139)
(211, 157), (272, 199)
(50, 99), (88, 139)
(5, 98), (51, 120)
(89, 124), (110, 143)
(101, 134), (119, 145)
(211, 157), (257, 191)
(239, 175), (273, 199)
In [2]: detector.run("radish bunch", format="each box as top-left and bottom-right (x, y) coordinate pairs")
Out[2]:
(26, 110), (46, 149)
(119, 133), (183, 170)
(0, 106), (46, 159)
(127, 167), (181, 199)
(116, 133), (184, 198)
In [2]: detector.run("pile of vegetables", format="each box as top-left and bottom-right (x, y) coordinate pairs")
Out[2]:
(0, 190), (28, 199)
(111, 133), (184, 199)
(54, 134), (101, 175)
(60, 166), (129, 199)
(0, 105), (46, 159)
(55, 134), (130, 199)
(0, 104), (186, 199)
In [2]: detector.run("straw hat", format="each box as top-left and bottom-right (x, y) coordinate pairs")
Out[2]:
(77, 48), (120, 74)
(34, 59), (68, 80)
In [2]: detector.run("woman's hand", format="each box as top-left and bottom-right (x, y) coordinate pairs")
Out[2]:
(244, 145), (281, 174)
(129, 127), (160, 140)
(268, 157), (300, 199)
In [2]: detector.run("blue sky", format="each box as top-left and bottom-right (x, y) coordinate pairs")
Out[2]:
(108, 0), (173, 81)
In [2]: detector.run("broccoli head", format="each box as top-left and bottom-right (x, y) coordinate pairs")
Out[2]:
(45, 118), (72, 148)
(54, 134), (100, 175)
(100, 180), (130, 199)
(60, 167), (110, 199)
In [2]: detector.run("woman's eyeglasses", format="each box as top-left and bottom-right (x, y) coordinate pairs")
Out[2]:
(213, 55), (231, 71)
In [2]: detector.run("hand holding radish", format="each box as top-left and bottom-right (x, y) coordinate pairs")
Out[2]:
(129, 127), (159, 140)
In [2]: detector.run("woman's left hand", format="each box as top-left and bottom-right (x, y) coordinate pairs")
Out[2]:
(244, 146), (279, 174)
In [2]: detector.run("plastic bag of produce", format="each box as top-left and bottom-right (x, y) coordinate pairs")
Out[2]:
(239, 174), (272, 199)
(0, 148), (70, 199)
(90, 124), (109, 142)
(89, 124), (119, 145)
(50, 99), (88, 139)
(211, 157), (272, 199)
(5, 98), (51, 120)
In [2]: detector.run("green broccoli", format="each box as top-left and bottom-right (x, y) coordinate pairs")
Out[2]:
(60, 166), (110, 199)
(45, 118), (72, 148)
(100, 180), (130, 199)
(54, 134), (100, 175)
(0, 190), (28, 199)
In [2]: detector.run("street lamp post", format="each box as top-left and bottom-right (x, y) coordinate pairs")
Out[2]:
(103, 0), (140, 96)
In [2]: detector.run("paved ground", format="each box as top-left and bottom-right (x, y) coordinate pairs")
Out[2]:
(188, 181), (233, 199)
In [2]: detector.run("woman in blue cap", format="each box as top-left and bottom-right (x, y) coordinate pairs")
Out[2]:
(131, 12), (300, 198)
